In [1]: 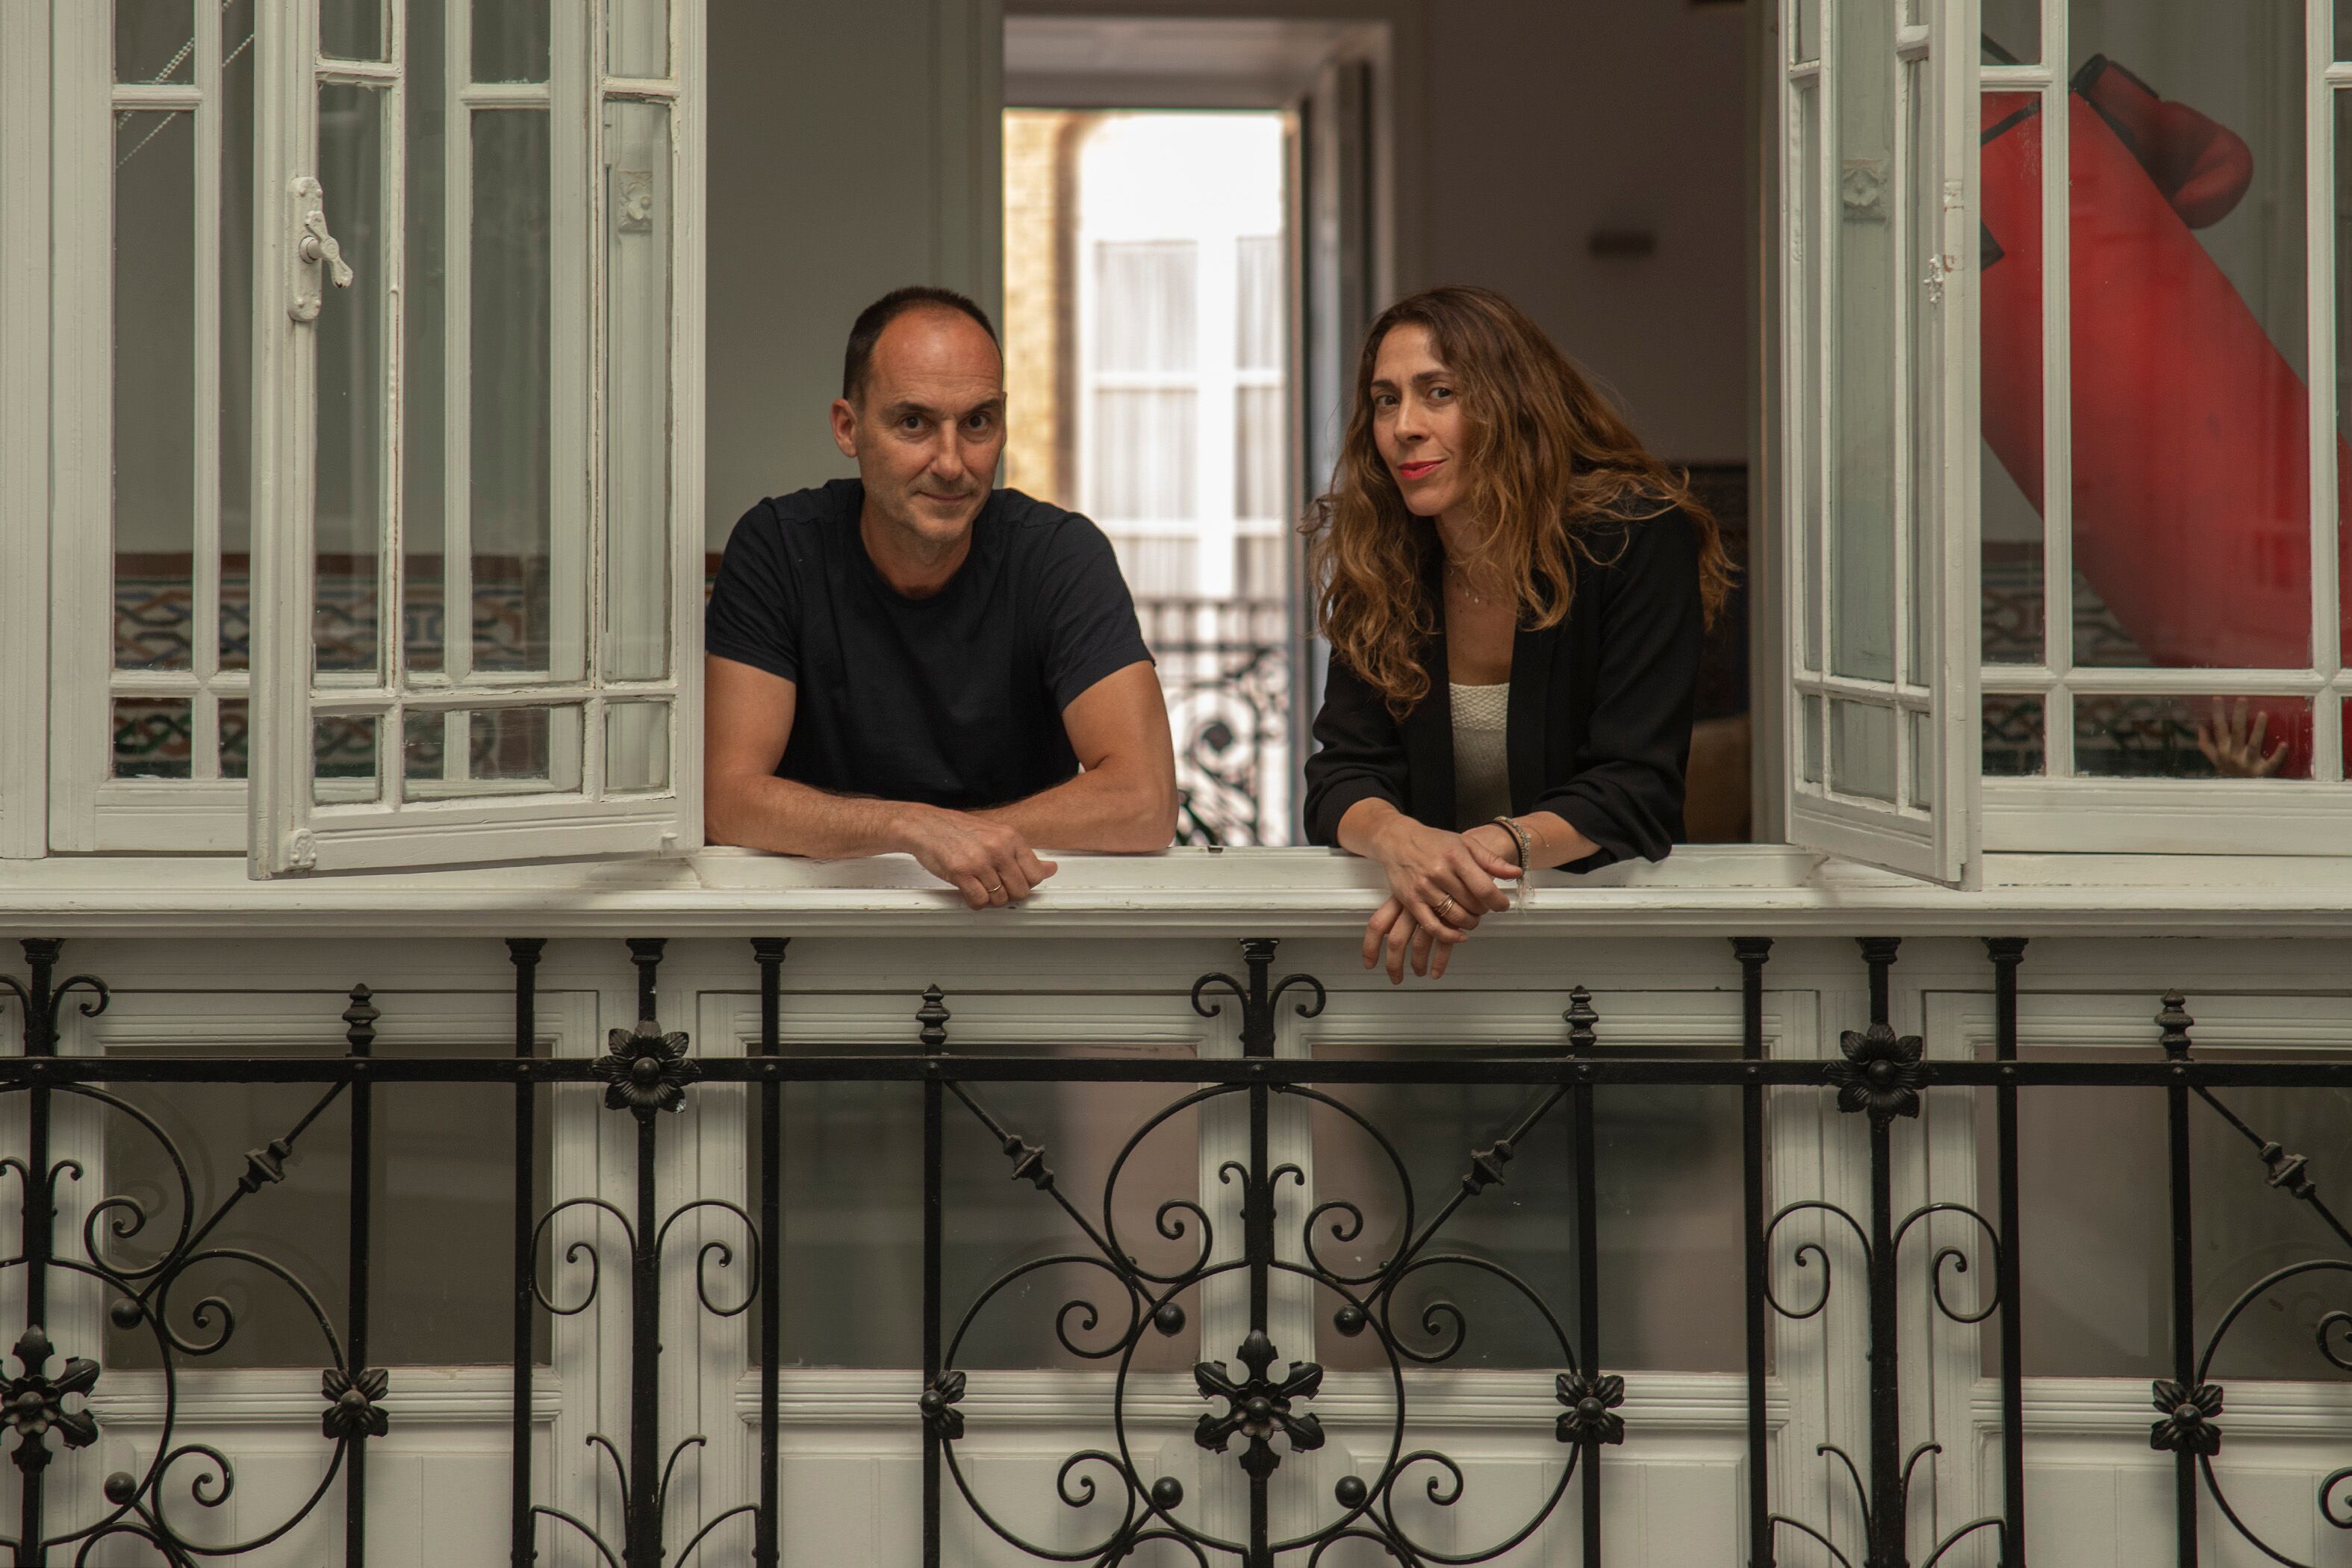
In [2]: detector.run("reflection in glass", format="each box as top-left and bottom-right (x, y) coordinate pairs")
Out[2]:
(473, 111), (555, 673)
(1795, 84), (1823, 673)
(604, 101), (672, 682)
(1980, 87), (2047, 670)
(220, 697), (249, 780)
(475, 0), (550, 83)
(606, 702), (671, 792)
(1801, 694), (1823, 785)
(1982, 0), (2039, 66)
(2055, 13), (2308, 671)
(1314, 1051), (1745, 1373)
(314, 714), (380, 803)
(219, 0), (258, 671)
(1982, 694), (2045, 777)
(1829, 0), (1897, 685)
(750, 1050), (1198, 1370)
(1831, 700), (1897, 803)
(401, 706), (582, 795)
(2073, 694), (2310, 780)
(1792, 0), (1817, 66)
(116, 0), (194, 84)
(105, 1034), (550, 1368)
(1990, 1039), (2352, 1380)
(609, 0), (669, 78)
(404, 0), (449, 674)
(316, 85), (387, 676)
(320, 0), (385, 60)
(113, 699), (194, 780)
(115, 112), (196, 673)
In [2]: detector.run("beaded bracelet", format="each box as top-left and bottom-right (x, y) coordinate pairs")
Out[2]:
(1489, 815), (1534, 875)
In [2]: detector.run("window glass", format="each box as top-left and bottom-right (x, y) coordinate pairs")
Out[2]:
(473, 109), (555, 675)
(114, 111), (196, 676)
(102, 1024), (550, 1369)
(1982, 693), (2046, 776)
(603, 99), (671, 685)
(1829, 0), (1898, 688)
(608, 0), (668, 78)
(116, 0), (194, 84)
(1988, 1032), (2352, 1381)
(748, 1042), (1200, 1372)
(315, 84), (388, 677)
(403, 0), (450, 676)
(475, 0), (550, 84)
(2075, 694), (2311, 780)
(1983, 0), (2040, 66)
(320, 0), (385, 62)
(1313, 1046), (1746, 1373)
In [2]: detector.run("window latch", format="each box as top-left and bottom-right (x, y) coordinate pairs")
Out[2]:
(289, 175), (354, 323)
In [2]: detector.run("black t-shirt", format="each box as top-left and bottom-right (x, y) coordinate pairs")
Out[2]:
(706, 479), (1153, 810)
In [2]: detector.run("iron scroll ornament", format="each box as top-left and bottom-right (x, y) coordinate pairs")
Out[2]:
(2141, 993), (2352, 1568)
(920, 945), (1609, 1566)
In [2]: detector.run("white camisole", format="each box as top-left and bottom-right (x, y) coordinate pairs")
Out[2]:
(1450, 682), (1511, 830)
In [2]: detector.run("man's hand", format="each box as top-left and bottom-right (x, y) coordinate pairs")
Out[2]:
(901, 806), (1057, 908)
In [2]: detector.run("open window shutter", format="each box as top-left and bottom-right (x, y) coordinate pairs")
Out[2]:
(250, 0), (702, 876)
(1779, 0), (1980, 883)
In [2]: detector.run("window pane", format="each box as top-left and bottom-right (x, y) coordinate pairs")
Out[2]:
(113, 698), (193, 780)
(1793, 0), (1818, 66)
(1313, 1051), (1746, 1373)
(606, 701), (671, 792)
(402, 705), (583, 795)
(750, 1052), (1198, 1371)
(1234, 385), (1285, 521)
(403, 0), (449, 675)
(316, 84), (387, 676)
(115, 111), (196, 673)
(1993, 1040), (2352, 1380)
(1906, 709), (1933, 809)
(220, 0), (258, 671)
(116, 0), (193, 84)
(1903, 58), (1932, 687)
(1800, 694), (1823, 784)
(1830, 700), (1897, 802)
(1981, 86), (2045, 668)
(1982, 0), (2038, 66)
(473, 110), (555, 674)
(1982, 693), (2045, 776)
(220, 697), (249, 780)
(1092, 389), (1196, 522)
(1097, 241), (1197, 373)
(609, 0), (668, 77)
(1794, 82), (1823, 673)
(2074, 694), (2312, 780)
(475, 0), (550, 83)
(1236, 234), (1283, 370)
(1829, 2), (1897, 685)
(604, 100), (672, 682)
(315, 714), (380, 803)
(2337, 90), (2352, 672)
(320, 0), (385, 60)
(103, 1030), (551, 1369)
(2065, 11), (2307, 671)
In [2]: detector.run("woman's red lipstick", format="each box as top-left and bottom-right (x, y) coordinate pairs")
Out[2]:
(1398, 458), (1444, 481)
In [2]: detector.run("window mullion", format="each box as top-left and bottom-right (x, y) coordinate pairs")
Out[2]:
(2307, 0), (2342, 781)
(2038, 0), (2074, 777)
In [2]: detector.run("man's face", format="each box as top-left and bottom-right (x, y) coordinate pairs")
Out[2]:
(832, 308), (1007, 553)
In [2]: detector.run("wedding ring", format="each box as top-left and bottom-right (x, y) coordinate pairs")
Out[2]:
(985, 883), (1004, 895)
(1435, 895), (1457, 918)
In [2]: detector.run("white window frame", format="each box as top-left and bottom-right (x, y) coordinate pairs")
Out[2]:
(1777, 0), (1982, 885)
(1976, 0), (2352, 855)
(0, 0), (50, 860)
(41, 0), (704, 874)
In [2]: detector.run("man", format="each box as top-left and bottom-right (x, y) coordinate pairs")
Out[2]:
(705, 286), (1177, 906)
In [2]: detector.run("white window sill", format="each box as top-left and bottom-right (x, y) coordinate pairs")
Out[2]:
(5, 844), (2352, 936)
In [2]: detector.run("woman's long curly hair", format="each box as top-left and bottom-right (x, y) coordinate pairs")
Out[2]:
(1304, 285), (1737, 718)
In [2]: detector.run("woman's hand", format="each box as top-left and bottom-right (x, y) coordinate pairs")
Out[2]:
(1358, 818), (1520, 983)
(2197, 697), (2288, 778)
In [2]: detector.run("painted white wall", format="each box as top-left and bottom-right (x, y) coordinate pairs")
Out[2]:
(704, 0), (1004, 549)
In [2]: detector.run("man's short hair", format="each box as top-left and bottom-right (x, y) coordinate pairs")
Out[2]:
(841, 286), (1001, 402)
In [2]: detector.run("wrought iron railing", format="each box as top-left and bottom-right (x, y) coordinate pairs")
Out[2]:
(1134, 598), (1292, 848)
(1, 934), (2349, 1565)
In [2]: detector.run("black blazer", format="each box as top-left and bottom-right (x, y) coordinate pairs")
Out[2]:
(1302, 507), (1705, 871)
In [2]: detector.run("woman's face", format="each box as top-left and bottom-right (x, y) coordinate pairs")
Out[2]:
(1369, 322), (1468, 520)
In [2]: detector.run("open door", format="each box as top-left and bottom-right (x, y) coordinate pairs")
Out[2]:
(248, 0), (703, 874)
(1779, 0), (1979, 883)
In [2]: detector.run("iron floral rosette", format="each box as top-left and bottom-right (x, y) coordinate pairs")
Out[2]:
(595, 1020), (697, 1115)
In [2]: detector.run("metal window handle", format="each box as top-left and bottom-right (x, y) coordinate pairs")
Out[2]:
(288, 175), (353, 323)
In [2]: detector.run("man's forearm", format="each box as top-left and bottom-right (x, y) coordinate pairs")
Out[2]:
(980, 762), (1175, 853)
(707, 774), (921, 859)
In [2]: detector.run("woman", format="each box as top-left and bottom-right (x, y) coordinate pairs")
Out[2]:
(1302, 286), (1735, 983)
